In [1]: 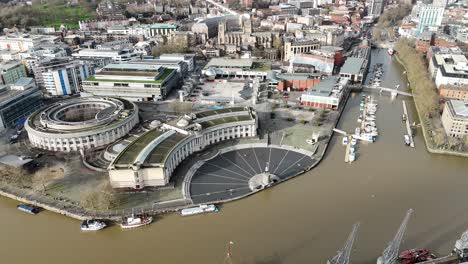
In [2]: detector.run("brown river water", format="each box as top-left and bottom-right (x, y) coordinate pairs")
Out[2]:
(0, 50), (467, 264)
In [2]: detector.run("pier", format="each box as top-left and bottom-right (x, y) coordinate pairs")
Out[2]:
(417, 254), (459, 264)
(402, 101), (415, 148)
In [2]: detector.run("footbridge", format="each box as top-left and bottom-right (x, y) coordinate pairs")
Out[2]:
(363, 85), (413, 97)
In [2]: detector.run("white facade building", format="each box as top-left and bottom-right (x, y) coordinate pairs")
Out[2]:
(25, 97), (139, 152)
(42, 62), (92, 96)
(0, 34), (58, 52)
(72, 48), (140, 62)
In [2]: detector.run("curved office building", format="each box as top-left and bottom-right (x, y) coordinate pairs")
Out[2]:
(25, 97), (139, 152)
(108, 106), (257, 189)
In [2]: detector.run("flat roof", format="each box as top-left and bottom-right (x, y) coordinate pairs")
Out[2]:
(304, 76), (337, 96)
(103, 63), (163, 72)
(199, 115), (253, 129)
(450, 100), (468, 117)
(0, 155), (33, 168)
(114, 129), (165, 165)
(205, 58), (253, 69)
(195, 106), (248, 119)
(340, 57), (365, 74)
(0, 60), (22, 70)
(150, 23), (178, 29)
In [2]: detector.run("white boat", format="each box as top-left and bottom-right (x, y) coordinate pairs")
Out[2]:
(355, 127), (361, 135)
(349, 152), (356, 162)
(181, 204), (219, 216)
(365, 116), (376, 121)
(404, 134), (411, 146)
(354, 134), (375, 142)
(120, 215), (153, 229)
(342, 136), (348, 146)
(349, 145), (355, 153)
(81, 219), (107, 231)
(351, 138), (357, 146)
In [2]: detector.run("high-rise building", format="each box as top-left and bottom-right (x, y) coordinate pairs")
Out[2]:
(368, 0), (385, 17)
(0, 60), (27, 85)
(416, 5), (444, 35)
(32, 58), (93, 96)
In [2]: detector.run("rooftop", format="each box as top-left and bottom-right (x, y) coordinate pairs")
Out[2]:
(0, 60), (22, 71)
(340, 57), (365, 74)
(114, 129), (165, 165)
(304, 76), (338, 96)
(199, 115), (253, 129)
(195, 106), (248, 119)
(145, 133), (188, 164)
(150, 23), (178, 29)
(449, 99), (468, 118)
(205, 58), (253, 69)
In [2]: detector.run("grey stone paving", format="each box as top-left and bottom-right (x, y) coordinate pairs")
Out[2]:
(190, 147), (316, 204)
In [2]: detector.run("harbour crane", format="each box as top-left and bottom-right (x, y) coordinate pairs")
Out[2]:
(377, 209), (414, 264)
(327, 223), (360, 264)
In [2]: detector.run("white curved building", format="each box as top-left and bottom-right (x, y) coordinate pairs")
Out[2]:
(25, 97), (139, 152)
(108, 106), (257, 189)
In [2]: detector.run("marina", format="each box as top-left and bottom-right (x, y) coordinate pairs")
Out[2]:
(0, 51), (466, 264)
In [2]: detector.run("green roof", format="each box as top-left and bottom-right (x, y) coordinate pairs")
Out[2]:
(252, 62), (272, 72)
(150, 23), (178, 29)
(145, 133), (188, 164)
(199, 115), (253, 129)
(195, 107), (247, 119)
(114, 129), (165, 165)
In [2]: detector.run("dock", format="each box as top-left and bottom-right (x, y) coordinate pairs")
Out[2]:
(417, 254), (459, 264)
(344, 137), (351, 163)
(402, 101), (415, 148)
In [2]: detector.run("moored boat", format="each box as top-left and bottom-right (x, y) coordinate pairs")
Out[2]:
(399, 248), (436, 264)
(404, 135), (411, 146)
(17, 204), (40, 214)
(120, 215), (153, 229)
(342, 136), (348, 146)
(181, 204), (219, 216)
(81, 219), (107, 231)
(349, 152), (356, 162)
(388, 48), (395, 56)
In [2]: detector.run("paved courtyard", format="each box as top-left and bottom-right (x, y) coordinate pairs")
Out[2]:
(189, 147), (316, 204)
(190, 80), (251, 104)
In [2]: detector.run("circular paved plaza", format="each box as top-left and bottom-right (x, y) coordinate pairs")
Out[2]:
(189, 147), (317, 204)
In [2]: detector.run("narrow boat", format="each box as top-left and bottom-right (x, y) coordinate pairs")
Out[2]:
(181, 204), (219, 216)
(399, 248), (436, 264)
(351, 138), (357, 146)
(349, 145), (355, 153)
(120, 215), (153, 229)
(349, 152), (356, 162)
(402, 114), (407, 121)
(404, 135), (411, 146)
(17, 204), (40, 214)
(81, 219), (107, 231)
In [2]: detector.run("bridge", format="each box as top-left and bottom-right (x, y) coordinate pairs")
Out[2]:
(203, 0), (238, 15)
(363, 85), (413, 97)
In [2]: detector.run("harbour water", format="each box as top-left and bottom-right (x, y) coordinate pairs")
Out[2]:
(0, 50), (467, 264)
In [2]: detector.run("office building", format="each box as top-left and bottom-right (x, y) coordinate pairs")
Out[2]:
(82, 63), (179, 101)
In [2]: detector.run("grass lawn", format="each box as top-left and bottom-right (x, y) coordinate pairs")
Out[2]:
(31, 3), (96, 29)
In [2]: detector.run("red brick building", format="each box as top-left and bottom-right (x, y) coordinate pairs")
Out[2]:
(269, 72), (322, 91)
(434, 34), (458, 48)
(415, 32), (434, 54)
(439, 85), (468, 102)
